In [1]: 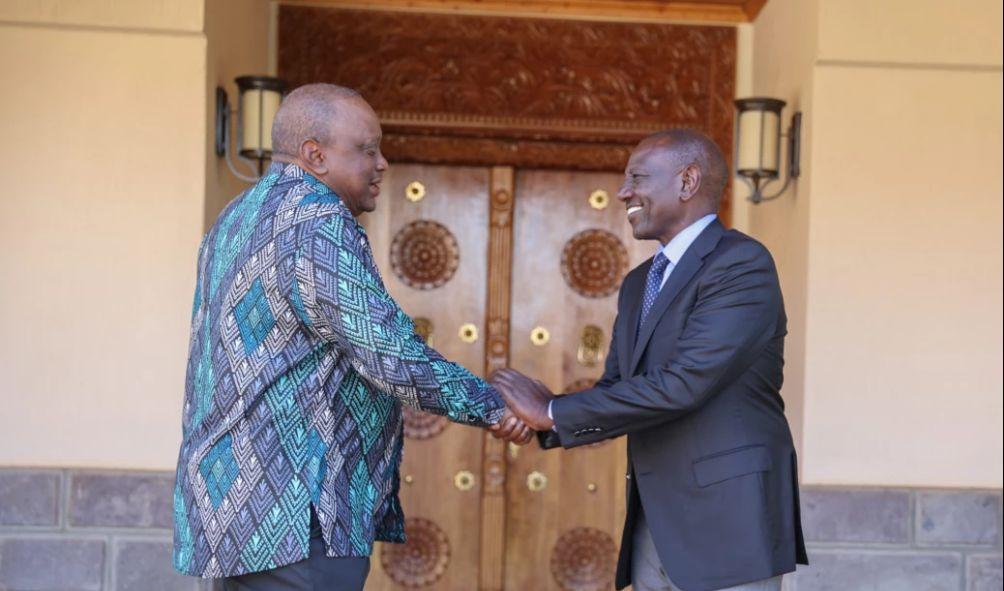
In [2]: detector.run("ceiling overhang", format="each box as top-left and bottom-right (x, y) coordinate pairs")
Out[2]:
(280, 0), (768, 24)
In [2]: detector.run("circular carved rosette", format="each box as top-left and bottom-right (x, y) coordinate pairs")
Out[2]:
(390, 220), (460, 290)
(562, 378), (608, 448)
(402, 406), (448, 440)
(550, 527), (617, 591)
(381, 517), (451, 588)
(560, 229), (628, 298)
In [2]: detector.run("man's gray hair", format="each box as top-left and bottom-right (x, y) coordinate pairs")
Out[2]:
(645, 129), (729, 206)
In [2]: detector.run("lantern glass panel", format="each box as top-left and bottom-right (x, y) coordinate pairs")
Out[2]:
(760, 109), (781, 174)
(737, 109), (764, 173)
(239, 88), (281, 156)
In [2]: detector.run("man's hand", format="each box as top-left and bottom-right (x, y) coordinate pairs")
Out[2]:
(490, 369), (556, 431)
(488, 407), (535, 445)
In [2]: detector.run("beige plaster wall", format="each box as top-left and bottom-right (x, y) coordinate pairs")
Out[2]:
(0, 0), (203, 32)
(0, 0), (272, 470)
(203, 0), (271, 228)
(751, 0), (1003, 487)
(746, 0), (820, 463)
(0, 21), (205, 470)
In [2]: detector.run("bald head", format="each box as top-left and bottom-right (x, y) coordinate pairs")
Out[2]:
(270, 84), (387, 217)
(271, 83), (362, 159)
(639, 129), (729, 210)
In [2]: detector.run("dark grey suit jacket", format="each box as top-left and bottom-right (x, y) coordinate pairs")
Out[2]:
(544, 220), (808, 591)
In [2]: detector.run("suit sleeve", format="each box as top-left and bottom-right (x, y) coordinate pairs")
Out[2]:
(293, 214), (505, 428)
(552, 243), (780, 447)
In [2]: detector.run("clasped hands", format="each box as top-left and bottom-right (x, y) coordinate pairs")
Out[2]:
(487, 368), (556, 445)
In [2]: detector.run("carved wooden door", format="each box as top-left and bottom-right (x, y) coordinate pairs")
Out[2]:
(362, 163), (494, 591)
(503, 170), (656, 591)
(362, 164), (655, 591)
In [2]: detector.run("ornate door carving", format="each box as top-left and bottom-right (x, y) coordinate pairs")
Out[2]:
(278, 5), (737, 225)
(362, 164), (493, 590)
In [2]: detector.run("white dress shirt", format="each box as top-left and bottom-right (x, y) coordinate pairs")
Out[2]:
(655, 213), (717, 289)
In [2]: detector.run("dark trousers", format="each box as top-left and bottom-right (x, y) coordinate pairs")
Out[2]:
(222, 510), (370, 591)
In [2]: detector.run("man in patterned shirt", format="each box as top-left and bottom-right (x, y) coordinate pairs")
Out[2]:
(173, 84), (531, 590)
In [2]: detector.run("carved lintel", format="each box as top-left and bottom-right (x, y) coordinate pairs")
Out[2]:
(278, 5), (736, 186)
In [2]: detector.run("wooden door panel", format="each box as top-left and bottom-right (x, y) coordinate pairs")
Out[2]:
(504, 170), (656, 591)
(361, 163), (491, 590)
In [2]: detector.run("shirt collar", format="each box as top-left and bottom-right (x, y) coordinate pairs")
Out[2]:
(658, 214), (717, 265)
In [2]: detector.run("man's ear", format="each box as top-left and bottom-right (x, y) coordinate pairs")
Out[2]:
(679, 163), (702, 202)
(298, 139), (327, 176)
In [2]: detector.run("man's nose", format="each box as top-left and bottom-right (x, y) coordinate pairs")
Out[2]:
(617, 183), (633, 202)
(377, 152), (388, 171)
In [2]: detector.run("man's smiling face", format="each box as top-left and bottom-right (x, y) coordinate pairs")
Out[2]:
(315, 97), (388, 217)
(618, 140), (688, 245)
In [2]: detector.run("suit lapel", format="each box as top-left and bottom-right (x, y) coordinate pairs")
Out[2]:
(628, 220), (726, 374)
(619, 261), (648, 377)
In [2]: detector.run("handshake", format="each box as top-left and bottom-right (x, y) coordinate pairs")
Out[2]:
(486, 368), (558, 445)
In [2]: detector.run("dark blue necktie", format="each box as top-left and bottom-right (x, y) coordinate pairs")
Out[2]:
(640, 252), (670, 326)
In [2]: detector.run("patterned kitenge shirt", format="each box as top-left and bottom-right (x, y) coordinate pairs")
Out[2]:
(173, 162), (505, 577)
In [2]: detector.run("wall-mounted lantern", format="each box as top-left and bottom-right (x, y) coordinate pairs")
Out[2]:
(215, 76), (286, 182)
(734, 97), (802, 204)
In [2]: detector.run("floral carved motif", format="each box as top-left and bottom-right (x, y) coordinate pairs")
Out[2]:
(550, 527), (617, 591)
(560, 229), (628, 298)
(390, 220), (460, 290)
(381, 517), (451, 588)
(563, 377), (597, 394)
(402, 406), (448, 440)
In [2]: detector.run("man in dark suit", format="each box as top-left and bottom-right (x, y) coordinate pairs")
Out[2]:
(493, 129), (807, 591)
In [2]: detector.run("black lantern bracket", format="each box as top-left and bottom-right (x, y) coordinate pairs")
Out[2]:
(215, 76), (286, 182)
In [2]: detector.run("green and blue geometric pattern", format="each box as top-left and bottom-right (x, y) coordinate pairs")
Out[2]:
(198, 434), (239, 509)
(173, 163), (505, 578)
(234, 278), (275, 355)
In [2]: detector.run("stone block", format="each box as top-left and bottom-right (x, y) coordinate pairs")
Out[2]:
(115, 539), (198, 591)
(801, 488), (911, 543)
(793, 550), (962, 591)
(0, 537), (105, 590)
(967, 555), (1003, 591)
(0, 470), (60, 526)
(69, 471), (173, 529)
(917, 491), (1001, 546)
